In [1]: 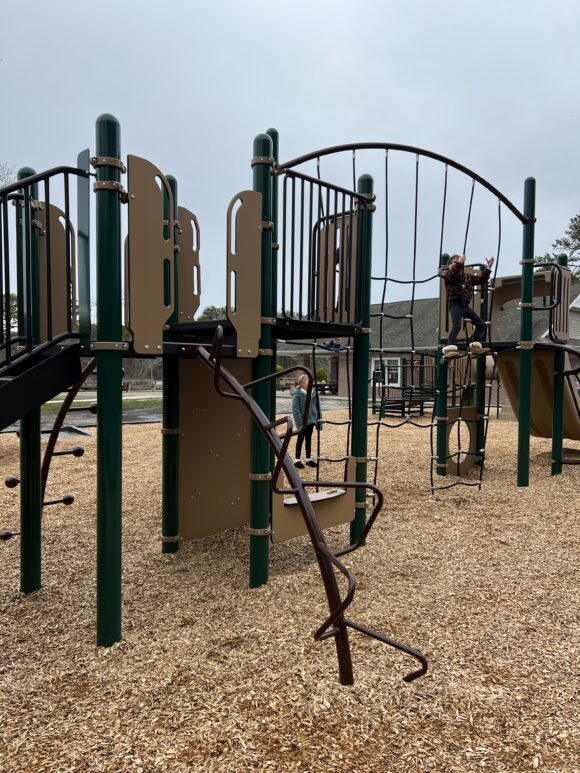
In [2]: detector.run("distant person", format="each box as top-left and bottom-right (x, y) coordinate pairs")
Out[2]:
(292, 374), (322, 469)
(442, 254), (494, 359)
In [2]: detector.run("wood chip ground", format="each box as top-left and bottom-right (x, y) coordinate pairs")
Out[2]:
(0, 414), (578, 772)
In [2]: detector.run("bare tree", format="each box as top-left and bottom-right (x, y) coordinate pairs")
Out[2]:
(0, 161), (16, 188)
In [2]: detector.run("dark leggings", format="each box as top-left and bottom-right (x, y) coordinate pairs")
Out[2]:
(448, 300), (486, 346)
(296, 423), (315, 458)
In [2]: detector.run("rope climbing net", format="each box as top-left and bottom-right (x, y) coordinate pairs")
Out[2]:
(276, 143), (534, 495)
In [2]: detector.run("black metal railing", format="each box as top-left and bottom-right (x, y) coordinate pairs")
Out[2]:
(0, 166), (88, 370)
(277, 168), (371, 326)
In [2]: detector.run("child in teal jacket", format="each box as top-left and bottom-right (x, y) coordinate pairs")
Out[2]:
(292, 374), (322, 468)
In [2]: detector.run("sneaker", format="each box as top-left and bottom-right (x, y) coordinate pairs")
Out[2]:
(294, 460), (305, 469)
(442, 345), (461, 359)
(305, 459), (318, 468)
(469, 342), (491, 356)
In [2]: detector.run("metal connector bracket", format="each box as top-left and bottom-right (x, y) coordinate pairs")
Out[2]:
(161, 428), (181, 435)
(160, 534), (180, 544)
(90, 341), (130, 352)
(260, 221), (274, 231)
(249, 472), (272, 481)
(248, 526), (272, 536)
(251, 156), (275, 167)
(260, 317), (276, 325)
(258, 348), (274, 356)
(91, 156), (127, 173)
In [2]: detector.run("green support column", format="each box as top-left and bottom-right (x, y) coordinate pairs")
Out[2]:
(475, 270), (489, 463)
(551, 253), (568, 475)
(436, 253), (450, 476)
(266, 128), (279, 427)
(162, 175), (180, 553)
(95, 115), (123, 646)
(18, 168), (42, 594)
(517, 178), (536, 487)
(249, 134), (274, 587)
(350, 174), (374, 543)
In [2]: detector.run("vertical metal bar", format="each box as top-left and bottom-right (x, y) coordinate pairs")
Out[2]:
(331, 189), (338, 323)
(323, 186), (330, 321)
(290, 175), (295, 318)
(516, 178), (536, 487)
(281, 175), (287, 315)
(298, 178), (304, 319)
(339, 192), (346, 323)
(23, 186), (33, 352)
(77, 150), (91, 352)
(63, 173), (72, 331)
(162, 175), (180, 553)
(250, 133), (273, 588)
(551, 253), (568, 475)
(19, 170), (42, 594)
(95, 114), (123, 646)
(1, 198), (8, 349)
(44, 178), (53, 340)
(475, 273), (488, 461)
(436, 252), (450, 475)
(307, 181), (314, 319)
(350, 176), (374, 543)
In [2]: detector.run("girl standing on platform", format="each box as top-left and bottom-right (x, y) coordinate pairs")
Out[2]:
(292, 374), (322, 469)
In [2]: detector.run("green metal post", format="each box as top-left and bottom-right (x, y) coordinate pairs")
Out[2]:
(436, 253), (450, 475)
(77, 150), (91, 352)
(250, 134), (274, 587)
(266, 128), (279, 428)
(162, 175), (180, 553)
(95, 114), (123, 646)
(475, 268), (488, 463)
(350, 174), (374, 543)
(517, 178), (536, 487)
(18, 168), (42, 594)
(551, 253), (568, 475)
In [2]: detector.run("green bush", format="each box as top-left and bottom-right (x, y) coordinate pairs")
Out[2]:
(316, 368), (328, 382)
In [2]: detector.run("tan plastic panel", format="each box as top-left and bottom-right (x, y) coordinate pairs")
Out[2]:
(317, 212), (358, 323)
(271, 458), (356, 543)
(126, 155), (175, 354)
(439, 267), (484, 341)
(445, 406), (478, 476)
(177, 206), (201, 322)
(226, 191), (262, 358)
(496, 349), (580, 440)
(179, 358), (252, 539)
(490, 272), (551, 341)
(38, 203), (76, 341)
(551, 267), (571, 343)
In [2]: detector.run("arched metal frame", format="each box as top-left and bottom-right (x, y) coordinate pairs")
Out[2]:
(277, 142), (532, 225)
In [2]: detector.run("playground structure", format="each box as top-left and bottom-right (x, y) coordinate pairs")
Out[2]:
(1, 115), (579, 684)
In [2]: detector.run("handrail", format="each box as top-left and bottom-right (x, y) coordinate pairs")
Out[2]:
(0, 166), (89, 197)
(277, 142), (530, 224)
(195, 326), (428, 685)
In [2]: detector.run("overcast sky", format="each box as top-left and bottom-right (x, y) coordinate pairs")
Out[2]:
(2, 0), (579, 312)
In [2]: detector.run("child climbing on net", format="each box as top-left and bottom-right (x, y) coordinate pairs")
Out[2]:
(442, 254), (495, 359)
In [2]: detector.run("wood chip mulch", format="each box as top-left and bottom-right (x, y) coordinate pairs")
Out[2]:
(0, 414), (578, 772)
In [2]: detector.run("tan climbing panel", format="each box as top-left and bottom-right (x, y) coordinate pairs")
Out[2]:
(38, 203), (76, 341)
(490, 272), (552, 341)
(439, 266), (485, 341)
(316, 212), (358, 323)
(177, 206), (201, 323)
(271, 458), (356, 543)
(126, 155), (175, 354)
(179, 358), (252, 539)
(226, 190), (262, 358)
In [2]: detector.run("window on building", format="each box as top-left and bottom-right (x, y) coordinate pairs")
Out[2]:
(372, 357), (401, 387)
